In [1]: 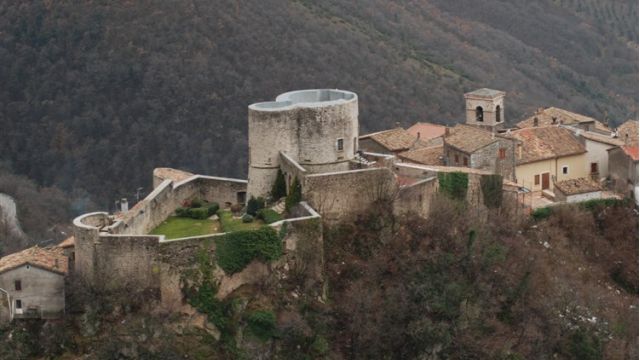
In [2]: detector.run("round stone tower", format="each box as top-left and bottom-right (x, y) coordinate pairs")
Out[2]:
(247, 89), (359, 199)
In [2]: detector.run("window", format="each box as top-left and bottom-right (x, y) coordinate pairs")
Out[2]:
(336, 138), (344, 151)
(475, 106), (484, 122)
(15, 300), (21, 309)
(14, 280), (21, 291)
(534, 174), (540, 185)
(498, 148), (506, 159)
(590, 162), (598, 174)
(463, 157), (469, 166)
(496, 105), (501, 122)
(562, 166), (568, 175)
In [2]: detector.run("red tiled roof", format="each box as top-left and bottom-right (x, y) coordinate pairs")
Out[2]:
(360, 128), (422, 152)
(555, 178), (601, 195)
(406, 122), (447, 140)
(0, 246), (68, 275)
(508, 126), (586, 164)
(622, 146), (639, 161)
(398, 146), (444, 166)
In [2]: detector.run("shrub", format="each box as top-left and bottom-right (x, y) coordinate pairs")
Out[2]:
(438, 172), (468, 201)
(246, 196), (265, 216)
(311, 335), (329, 356)
(190, 199), (203, 208)
(271, 169), (287, 200)
(568, 329), (602, 360)
(480, 174), (503, 209)
(531, 207), (552, 221)
(230, 203), (243, 214)
(256, 208), (282, 224)
(285, 177), (302, 211)
(215, 227), (282, 274)
(175, 207), (188, 217)
(246, 310), (276, 341)
(207, 203), (220, 216)
(242, 214), (254, 223)
(188, 207), (209, 220)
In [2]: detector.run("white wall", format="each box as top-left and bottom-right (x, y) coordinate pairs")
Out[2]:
(584, 139), (615, 180)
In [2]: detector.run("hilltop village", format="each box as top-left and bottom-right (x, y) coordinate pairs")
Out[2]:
(0, 88), (637, 333)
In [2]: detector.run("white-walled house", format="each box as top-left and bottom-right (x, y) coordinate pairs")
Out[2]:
(577, 131), (624, 181)
(0, 246), (68, 322)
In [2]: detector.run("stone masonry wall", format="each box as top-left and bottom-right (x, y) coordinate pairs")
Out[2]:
(303, 168), (397, 222)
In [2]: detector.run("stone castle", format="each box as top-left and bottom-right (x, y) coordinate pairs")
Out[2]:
(4, 87), (632, 320)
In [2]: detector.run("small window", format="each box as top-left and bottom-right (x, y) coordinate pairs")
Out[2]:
(498, 148), (506, 159)
(463, 157), (468, 166)
(590, 162), (598, 174)
(534, 174), (540, 185)
(454, 154), (459, 164)
(14, 280), (21, 291)
(562, 166), (568, 175)
(336, 138), (344, 151)
(496, 105), (501, 122)
(15, 300), (22, 309)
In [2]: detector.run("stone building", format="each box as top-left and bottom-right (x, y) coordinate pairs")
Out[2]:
(608, 145), (639, 199)
(576, 130), (624, 181)
(553, 178), (603, 203)
(247, 89), (359, 199)
(508, 126), (587, 191)
(443, 124), (517, 180)
(615, 120), (639, 146)
(516, 107), (611, 133)
(464, 88), (506, 130)
(359, 127), (424, 155)
(0, 246), (68, 322)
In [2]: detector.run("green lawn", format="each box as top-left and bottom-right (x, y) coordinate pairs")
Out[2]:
(218, 210), (264, 232)
(150, 216), (220, 239)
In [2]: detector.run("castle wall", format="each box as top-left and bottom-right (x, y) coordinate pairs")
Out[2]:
(393, 177), (438, 218)
(303, 168), (397, 222)
(279, 152), (308, 190)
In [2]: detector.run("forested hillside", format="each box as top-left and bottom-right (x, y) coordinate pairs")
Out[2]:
(0, 0), (637, 209)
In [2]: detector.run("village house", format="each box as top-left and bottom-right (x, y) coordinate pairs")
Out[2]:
(405, 122), (446, 146)
(575, 130), (625, 181)
(443, 124), (517, 181)
(0, 246), (68, 323)
(516, 107), (611, 134)
(358, 127), (426, 155)
(398, 145), (445, 166)
(615, 120), (639, 146)
(553, 177), (603, 203)
(508, 126), (588, 192)
(608, 145), (639, 199)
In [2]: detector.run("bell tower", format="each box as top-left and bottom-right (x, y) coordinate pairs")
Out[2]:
(464, 88), (505, 129)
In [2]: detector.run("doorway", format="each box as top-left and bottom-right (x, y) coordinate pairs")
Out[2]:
(541, 173), (550, 190)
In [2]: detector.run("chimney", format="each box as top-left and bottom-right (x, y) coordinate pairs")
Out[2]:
(417, 131), (421, 139)
(533, 117), (539, 127)
(444, 127), (450, 136)
(121, 198), (129, 212)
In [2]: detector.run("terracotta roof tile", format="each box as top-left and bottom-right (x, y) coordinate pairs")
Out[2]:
(406, 122), (447, 140)
(617, 120), (639, 146)
(0, 246), (68, 275)
(444, 124), (498, 153)
(360, 128), (419, 152)
(509, 126), (586, 164)
(398, 146), (444, 166)
(516, 107), (606, 130)
(622, 146), (639, 161)
(580, 131), (625, 146)
(555, 178), (601, 195)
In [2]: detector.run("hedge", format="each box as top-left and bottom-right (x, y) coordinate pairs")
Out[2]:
(256, 208), (283, 224)
(215, 227), (282, 274)
(188, 207), (209, 220)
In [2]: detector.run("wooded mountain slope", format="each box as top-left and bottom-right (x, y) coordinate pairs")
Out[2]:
(0, 0), (637, 208)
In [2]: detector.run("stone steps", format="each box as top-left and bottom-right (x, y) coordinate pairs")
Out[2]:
(271, 199), (286, 214)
